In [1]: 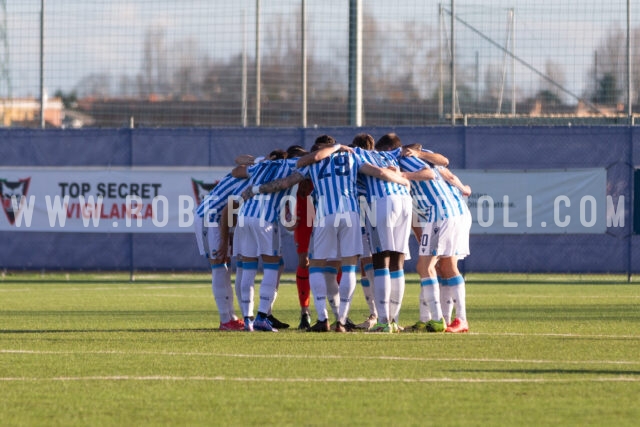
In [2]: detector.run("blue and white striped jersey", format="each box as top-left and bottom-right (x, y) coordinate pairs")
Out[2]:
(399, 155), (465, 222)
(240, 158), (296, 223)
(296, 150), (363, 217)
(352, 146), (410, 200)
(441, 168), (470, 216)
(195, 173), (250, 223)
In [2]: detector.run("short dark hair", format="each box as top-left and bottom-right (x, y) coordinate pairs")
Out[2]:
(351, 133), (375, 150)
(314, 134), (336, 147)
(268, 149), (287, 160)
(285, 144), (308, 158)
(375, 133), (402, 151)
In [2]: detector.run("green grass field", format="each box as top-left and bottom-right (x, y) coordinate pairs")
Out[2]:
(1, 272), (639, 426)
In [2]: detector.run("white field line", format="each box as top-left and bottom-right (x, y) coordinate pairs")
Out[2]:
(2, 349), (639, 366)
(474, 331), (640, 339)
(0, 375), (638, 383)
(0, 285), (209, 293)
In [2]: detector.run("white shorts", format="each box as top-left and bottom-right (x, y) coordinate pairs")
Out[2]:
(310, 211), (363, 260)
(418, 213), (471, 259)
(194, 215), (223, 259)
(232, 216), (281, 258)
(367, 194), (412, 256)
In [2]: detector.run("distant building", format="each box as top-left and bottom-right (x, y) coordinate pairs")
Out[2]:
(0, 97), (63, 127)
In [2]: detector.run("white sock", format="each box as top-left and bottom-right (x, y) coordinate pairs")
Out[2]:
(240, 260), (257, 318)
(257, 263), (280, 315)
(420, 277), (441, 322)
(389, 269), (405, 323)
(439, 277), (454, 324)
(222, 265), (238, 321)
(309, 267), (328, 321)
(373, 268), (391, 324)
(324, 266), (340, 320)
(338, 265), (357, 324)
(211, 263), (232, 324)
(448, 275), (467, 321)
(234, 261), (243, 312)
(362, 263), (377, 317)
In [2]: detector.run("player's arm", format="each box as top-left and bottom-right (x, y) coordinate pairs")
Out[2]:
(402, 167), (435, 182)
(231, 165), (249, 178)
(241, 171), (305, 200)
(359, 163), (410, 188)
(296, 144), (354, 168)
(402, 146), (449, 167)
(439, 167), (472, 196)
(217, 204), (231, 263)
(235, 154), (256, 166)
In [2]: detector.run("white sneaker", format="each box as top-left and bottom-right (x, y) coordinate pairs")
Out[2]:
(355, 314), (378, 330)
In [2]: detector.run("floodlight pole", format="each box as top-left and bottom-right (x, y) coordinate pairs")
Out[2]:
(242, 10), (247, 127)
(450, 0), (456, 126)
(348, 0), (362, 127)
(301, 0), (307, 128)
(627, 0), (632, 120)
(255, 0), (261, 126)
(39, 0), (45, 129)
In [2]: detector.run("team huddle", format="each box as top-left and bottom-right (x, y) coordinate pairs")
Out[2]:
(194, 132), (472, 334)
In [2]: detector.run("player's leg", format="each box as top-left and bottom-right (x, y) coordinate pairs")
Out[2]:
(294, 223), (312, 329)
(386, 195), (412, 330)
(252, 222), (283, 332)
(254, 253), (283, 332)
(325, 260), (341, 323)
(440, 256), (468, 333)
(307, 258), (330, 331)
(371, 250), (391, 331)
(388, 251), (406, 331)
(335, 213), (364, 332)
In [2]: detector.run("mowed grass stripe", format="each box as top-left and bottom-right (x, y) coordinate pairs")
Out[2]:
(1, 375), (639, 383)
(3, 349), (639, 365)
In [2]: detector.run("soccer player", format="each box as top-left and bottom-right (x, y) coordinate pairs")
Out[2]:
(350, 133), (433, 332)
(401, 146), (472, 333)
(282, 144), (314, 330)
(194, 172), (249, 331)
(299, 135), (411, 332)
(231, 150), (296, 332)
(246, 135), (410, 332)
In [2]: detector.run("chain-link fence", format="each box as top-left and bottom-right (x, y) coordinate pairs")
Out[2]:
(1, 1), (640, 128)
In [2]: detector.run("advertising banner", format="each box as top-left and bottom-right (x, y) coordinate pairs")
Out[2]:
(1, 167), (613, 234)
(456, 169), (610, 234)
(0, 167), (231, 233)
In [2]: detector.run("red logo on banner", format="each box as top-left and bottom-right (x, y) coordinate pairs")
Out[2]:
(0, 178), (31, 225)
(191, 178), (219, 205)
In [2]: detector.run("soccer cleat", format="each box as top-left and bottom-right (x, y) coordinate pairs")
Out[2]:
(389, 321), (402, 333)
(254, 315), (278, 332)
(307, 319), (330, 332)
(244, 317), (254, 332)
(267, 314), (290, 329)
(298, 313), (312, 330)
(425, 318), (446, 333)
(335, 321), (355, 333)
(408, 321), (427, 332)
(219, 320), (244, 331)
(369, 322), (391, 333)
(345, 318), (357, 330)
(233, 318), (245, 328)
(445, 318), (469, 333)
(355, 314), (378, 331)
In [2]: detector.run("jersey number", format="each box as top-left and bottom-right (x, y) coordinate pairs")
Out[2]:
(318, 154), (350, 179)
